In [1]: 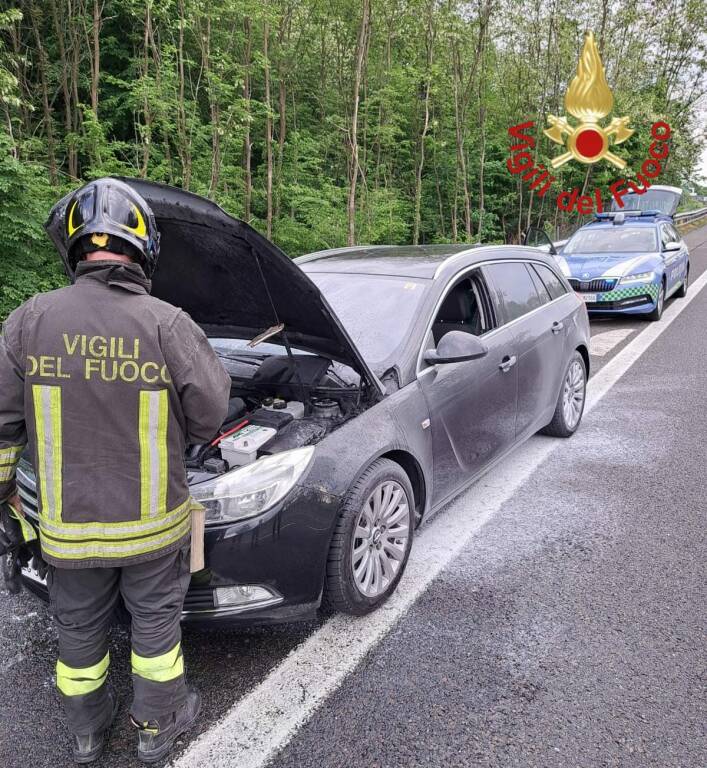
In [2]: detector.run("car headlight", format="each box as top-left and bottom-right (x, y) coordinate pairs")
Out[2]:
(619, 270), (654, 285)
(192, 446), (315, 525)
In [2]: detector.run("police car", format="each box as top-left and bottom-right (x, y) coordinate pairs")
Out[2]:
(555, 186), (689, 321)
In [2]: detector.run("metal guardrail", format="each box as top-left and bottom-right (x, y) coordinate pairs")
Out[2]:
(548, 206), (707, 249)
(674, 207), (707, 224)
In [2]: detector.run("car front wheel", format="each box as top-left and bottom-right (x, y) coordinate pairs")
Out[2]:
(646, 280), (665, 321)
(675, 265), (689, 298)
(323, 458), (414, 616)
(541, 350), (587, 438)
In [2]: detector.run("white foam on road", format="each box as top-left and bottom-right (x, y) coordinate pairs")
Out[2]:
(590, 327), (635, 357)
(173, 267), (707, 768)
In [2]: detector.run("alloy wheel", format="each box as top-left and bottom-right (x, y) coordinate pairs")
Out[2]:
(351, 480), (411, 598)
(562, 359), (585, 430)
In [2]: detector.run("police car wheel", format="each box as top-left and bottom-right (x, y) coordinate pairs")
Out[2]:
(541, 351), (586, 438)
(646, 280), (665, 321)
(675, 267), (689, 298)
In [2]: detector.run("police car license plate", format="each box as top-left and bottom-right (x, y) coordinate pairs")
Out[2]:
(579, 293), (597, 303)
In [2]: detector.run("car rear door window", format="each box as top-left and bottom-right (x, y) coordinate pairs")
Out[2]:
(527, 265), (551, 304)
(483, 262), (544, 324)
(532, 263), (568, 300)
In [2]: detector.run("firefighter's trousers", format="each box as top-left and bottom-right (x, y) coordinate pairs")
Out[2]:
(47, 544), (191, 735)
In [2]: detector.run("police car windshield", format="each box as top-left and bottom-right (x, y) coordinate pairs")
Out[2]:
(563, 227), (658, 255)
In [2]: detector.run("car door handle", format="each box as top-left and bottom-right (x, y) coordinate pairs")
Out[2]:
(499, 355), (517, 373)
(551, 320), (564, 334)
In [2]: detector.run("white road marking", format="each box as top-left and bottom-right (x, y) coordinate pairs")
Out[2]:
(590, 328), (635, 357)
(173, 267), (707, 768)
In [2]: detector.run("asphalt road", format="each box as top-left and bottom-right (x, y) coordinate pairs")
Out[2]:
(1, 222), (706, 768)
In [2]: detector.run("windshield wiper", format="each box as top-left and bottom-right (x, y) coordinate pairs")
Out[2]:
(215, 352), (264, 366)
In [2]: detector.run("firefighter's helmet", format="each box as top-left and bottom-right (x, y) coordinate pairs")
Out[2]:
(63, 178), (161, 277)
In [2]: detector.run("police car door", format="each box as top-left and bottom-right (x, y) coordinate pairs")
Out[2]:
(660, 222), (685, 294)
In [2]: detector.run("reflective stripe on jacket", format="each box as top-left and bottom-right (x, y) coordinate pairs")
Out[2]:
(0, 261), (231, 568)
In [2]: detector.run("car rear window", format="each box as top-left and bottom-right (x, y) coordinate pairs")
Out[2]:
(563, 227), (658, 254)
(533, 263), (567, 300)
(483, 262), (544, 324)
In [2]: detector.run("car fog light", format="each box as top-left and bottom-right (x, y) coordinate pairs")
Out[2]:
(214, 584), (281, 609)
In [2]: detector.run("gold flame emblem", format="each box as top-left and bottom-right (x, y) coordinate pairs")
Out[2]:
(544, 31), (633, 169)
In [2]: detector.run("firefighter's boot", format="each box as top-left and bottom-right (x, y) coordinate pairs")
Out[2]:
(72, 688), (119, 764)
(134, 687), (201, 764)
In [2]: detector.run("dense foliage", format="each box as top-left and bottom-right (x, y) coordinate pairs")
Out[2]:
(1, 0), (706, 319)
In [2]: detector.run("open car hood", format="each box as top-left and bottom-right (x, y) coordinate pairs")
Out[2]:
(610, 185), (681, 216)
(45, 178), (383, 396)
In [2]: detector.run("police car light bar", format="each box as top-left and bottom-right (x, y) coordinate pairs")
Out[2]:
(594, 210), (663, 224)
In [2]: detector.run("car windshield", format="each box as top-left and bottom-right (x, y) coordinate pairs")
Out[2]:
(307, 272), (429, 366)
(563, 227), (657, 255)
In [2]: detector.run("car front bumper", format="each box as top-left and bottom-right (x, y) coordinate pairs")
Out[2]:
(574, 281), (660, 314)
(14, 468), (341, 627)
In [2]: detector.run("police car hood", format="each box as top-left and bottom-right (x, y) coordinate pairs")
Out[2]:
(556, 252), (657, 279)
(45, 178), (382, 394)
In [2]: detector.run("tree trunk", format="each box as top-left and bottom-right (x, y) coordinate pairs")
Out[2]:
(264, 20), (274, 239)
(177, 0), (191, 188)
(347, 0), (371, 247)
(90, 0), (101, 117)
(202, 15), (220, 196)
(140, 2), (152, 177)
(413, 4), (435, 245)
(29, 1), (57, 184)
(50, 0), (76, 178)
(451, 44), (471, 240)
(242, 16), (253, 221)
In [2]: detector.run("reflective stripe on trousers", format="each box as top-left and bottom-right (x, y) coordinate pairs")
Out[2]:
(56, 652), (110, 697)
(132, 642), (184, 683)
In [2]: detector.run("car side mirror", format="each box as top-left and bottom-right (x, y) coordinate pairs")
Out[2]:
(663, 240), (681, 252)
(424, 331), (488, 366)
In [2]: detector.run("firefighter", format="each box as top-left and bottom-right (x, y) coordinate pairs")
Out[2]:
(0, 178), (232, 763)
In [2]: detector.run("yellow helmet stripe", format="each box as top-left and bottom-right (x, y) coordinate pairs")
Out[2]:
(66, 201), (83, 238)
(118, 203), (148, 239)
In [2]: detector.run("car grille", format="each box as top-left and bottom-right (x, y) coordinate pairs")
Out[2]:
(568, 278), (618, 293)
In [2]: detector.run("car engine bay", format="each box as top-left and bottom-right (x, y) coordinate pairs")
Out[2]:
(185, 351), (366, 482)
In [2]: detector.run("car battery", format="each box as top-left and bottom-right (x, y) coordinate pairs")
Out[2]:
(219, 425), (277, 468)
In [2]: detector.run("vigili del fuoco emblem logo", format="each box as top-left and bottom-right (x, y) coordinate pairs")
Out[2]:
(506, 30), (672, 214)
(544, 31), (633, 169)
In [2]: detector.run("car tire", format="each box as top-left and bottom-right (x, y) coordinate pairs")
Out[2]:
(646, 279), (665, 321)
(322, 458), (414, 616)
(541, 350), (587, 438)
(675, 265), (689, 298)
